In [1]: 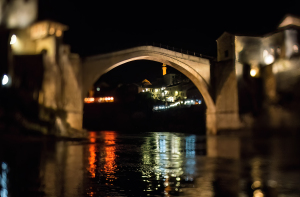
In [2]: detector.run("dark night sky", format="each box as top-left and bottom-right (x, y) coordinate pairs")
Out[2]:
(38, 0), (300, 85)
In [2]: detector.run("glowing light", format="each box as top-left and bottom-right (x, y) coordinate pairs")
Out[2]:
(251, 181), (261, 189)
(146, 88), (148, 91)
(56, 30), (62, 37)
(250, 69), (257, 77)
(263, 50), (268, 57)
(10, 34), (16, 45)
(264, 54), (274, 65)
(155, 89), (158, 92)
(2, 75), (9, 86)
(293, 44), (299, 53)
(253, 189), (264, 197)
(96, 87), (100, 91)
(84, 97), (94, 103)
(142, 90), (145, 92)
(49, 27), (55, 35)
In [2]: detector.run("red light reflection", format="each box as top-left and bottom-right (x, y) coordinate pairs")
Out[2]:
(103, 131), (117, 181)
(88, 132), (97, 178)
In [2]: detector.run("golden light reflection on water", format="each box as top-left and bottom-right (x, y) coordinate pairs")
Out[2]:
(103, 131), (117, 182)
(88, 132), (97, 178)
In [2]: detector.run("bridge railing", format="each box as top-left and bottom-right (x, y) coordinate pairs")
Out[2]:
(135, 42), (215, 60)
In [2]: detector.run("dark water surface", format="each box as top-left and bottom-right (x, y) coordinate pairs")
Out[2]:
(0, 131), (300, 197)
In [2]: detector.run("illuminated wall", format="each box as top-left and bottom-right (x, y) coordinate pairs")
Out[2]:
(0, 0), (37, 28)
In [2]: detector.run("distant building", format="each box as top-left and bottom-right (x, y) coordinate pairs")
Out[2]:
(216, 14), (300, 114)
(140, 64), (202, 103)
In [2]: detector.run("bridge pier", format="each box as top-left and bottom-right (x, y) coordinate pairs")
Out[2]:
(206, 110), (241, 135)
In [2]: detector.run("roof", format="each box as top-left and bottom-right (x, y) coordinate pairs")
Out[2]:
(278, 14), (300, 29)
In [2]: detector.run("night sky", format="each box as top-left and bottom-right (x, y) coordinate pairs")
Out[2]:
(38, 0), (300, 85)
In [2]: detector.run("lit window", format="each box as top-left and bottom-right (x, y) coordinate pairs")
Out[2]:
(49, 27), (55, 35)
(56, 30), (62, 37)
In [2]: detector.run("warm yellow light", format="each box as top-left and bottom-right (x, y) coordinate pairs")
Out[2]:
(49, 27), (55, 35)
(264, 54), (274, 65)
(10, 34), (17, 45)
(250, 69), (257, 77)
(56, 30), (62, 37)
(155, 89), (158, 92)
(84, 97), (95, 103)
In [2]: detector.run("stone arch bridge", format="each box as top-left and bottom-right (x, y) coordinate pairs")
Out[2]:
(79, 46), (241, 134)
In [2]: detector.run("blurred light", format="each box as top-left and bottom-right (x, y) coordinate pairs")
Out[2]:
(155, 89), (158, 92)
(56, 30), (62, 37)
(10, 34), (16, 45)
(277, 47), (281, 54)
(250, 69), (257, 77)
(263, 50), (268, 57)
(2, 75), (9, 86)
(146, 88), (148, 91)
(267, 180), (277, 188)
(96, 87), (100, 91)
(142, 90), (145, 92)
(251, 181), (261, 189)
(293, 44), (299, 53)
(264, 54), (274, 65)
(253, 189), (264, 197)
(49, 27), (55, 35)
(1, 162), (8, 197)
(84, 97), (94, 103)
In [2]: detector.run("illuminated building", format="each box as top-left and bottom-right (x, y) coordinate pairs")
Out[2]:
(217, 14), (300, 118)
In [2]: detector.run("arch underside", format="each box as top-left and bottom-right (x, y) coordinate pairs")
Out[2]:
(83, 49), (216, 113)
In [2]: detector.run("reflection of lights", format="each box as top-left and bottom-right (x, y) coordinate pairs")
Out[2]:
(10, 34), (16, 45)
(104, 131), (117, 180)
(1, 162), (8, 197)
(264, 54), (274, 65)
(2, 75), (9, 86)
(88, 132), (97, 178)
(250, 69), (257, 77)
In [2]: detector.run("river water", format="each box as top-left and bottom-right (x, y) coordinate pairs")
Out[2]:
(0, 131), (300, 197)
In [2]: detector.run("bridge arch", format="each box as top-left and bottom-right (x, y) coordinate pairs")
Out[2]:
(82, 46), (219, 134)
(83, 46), (215, 113)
